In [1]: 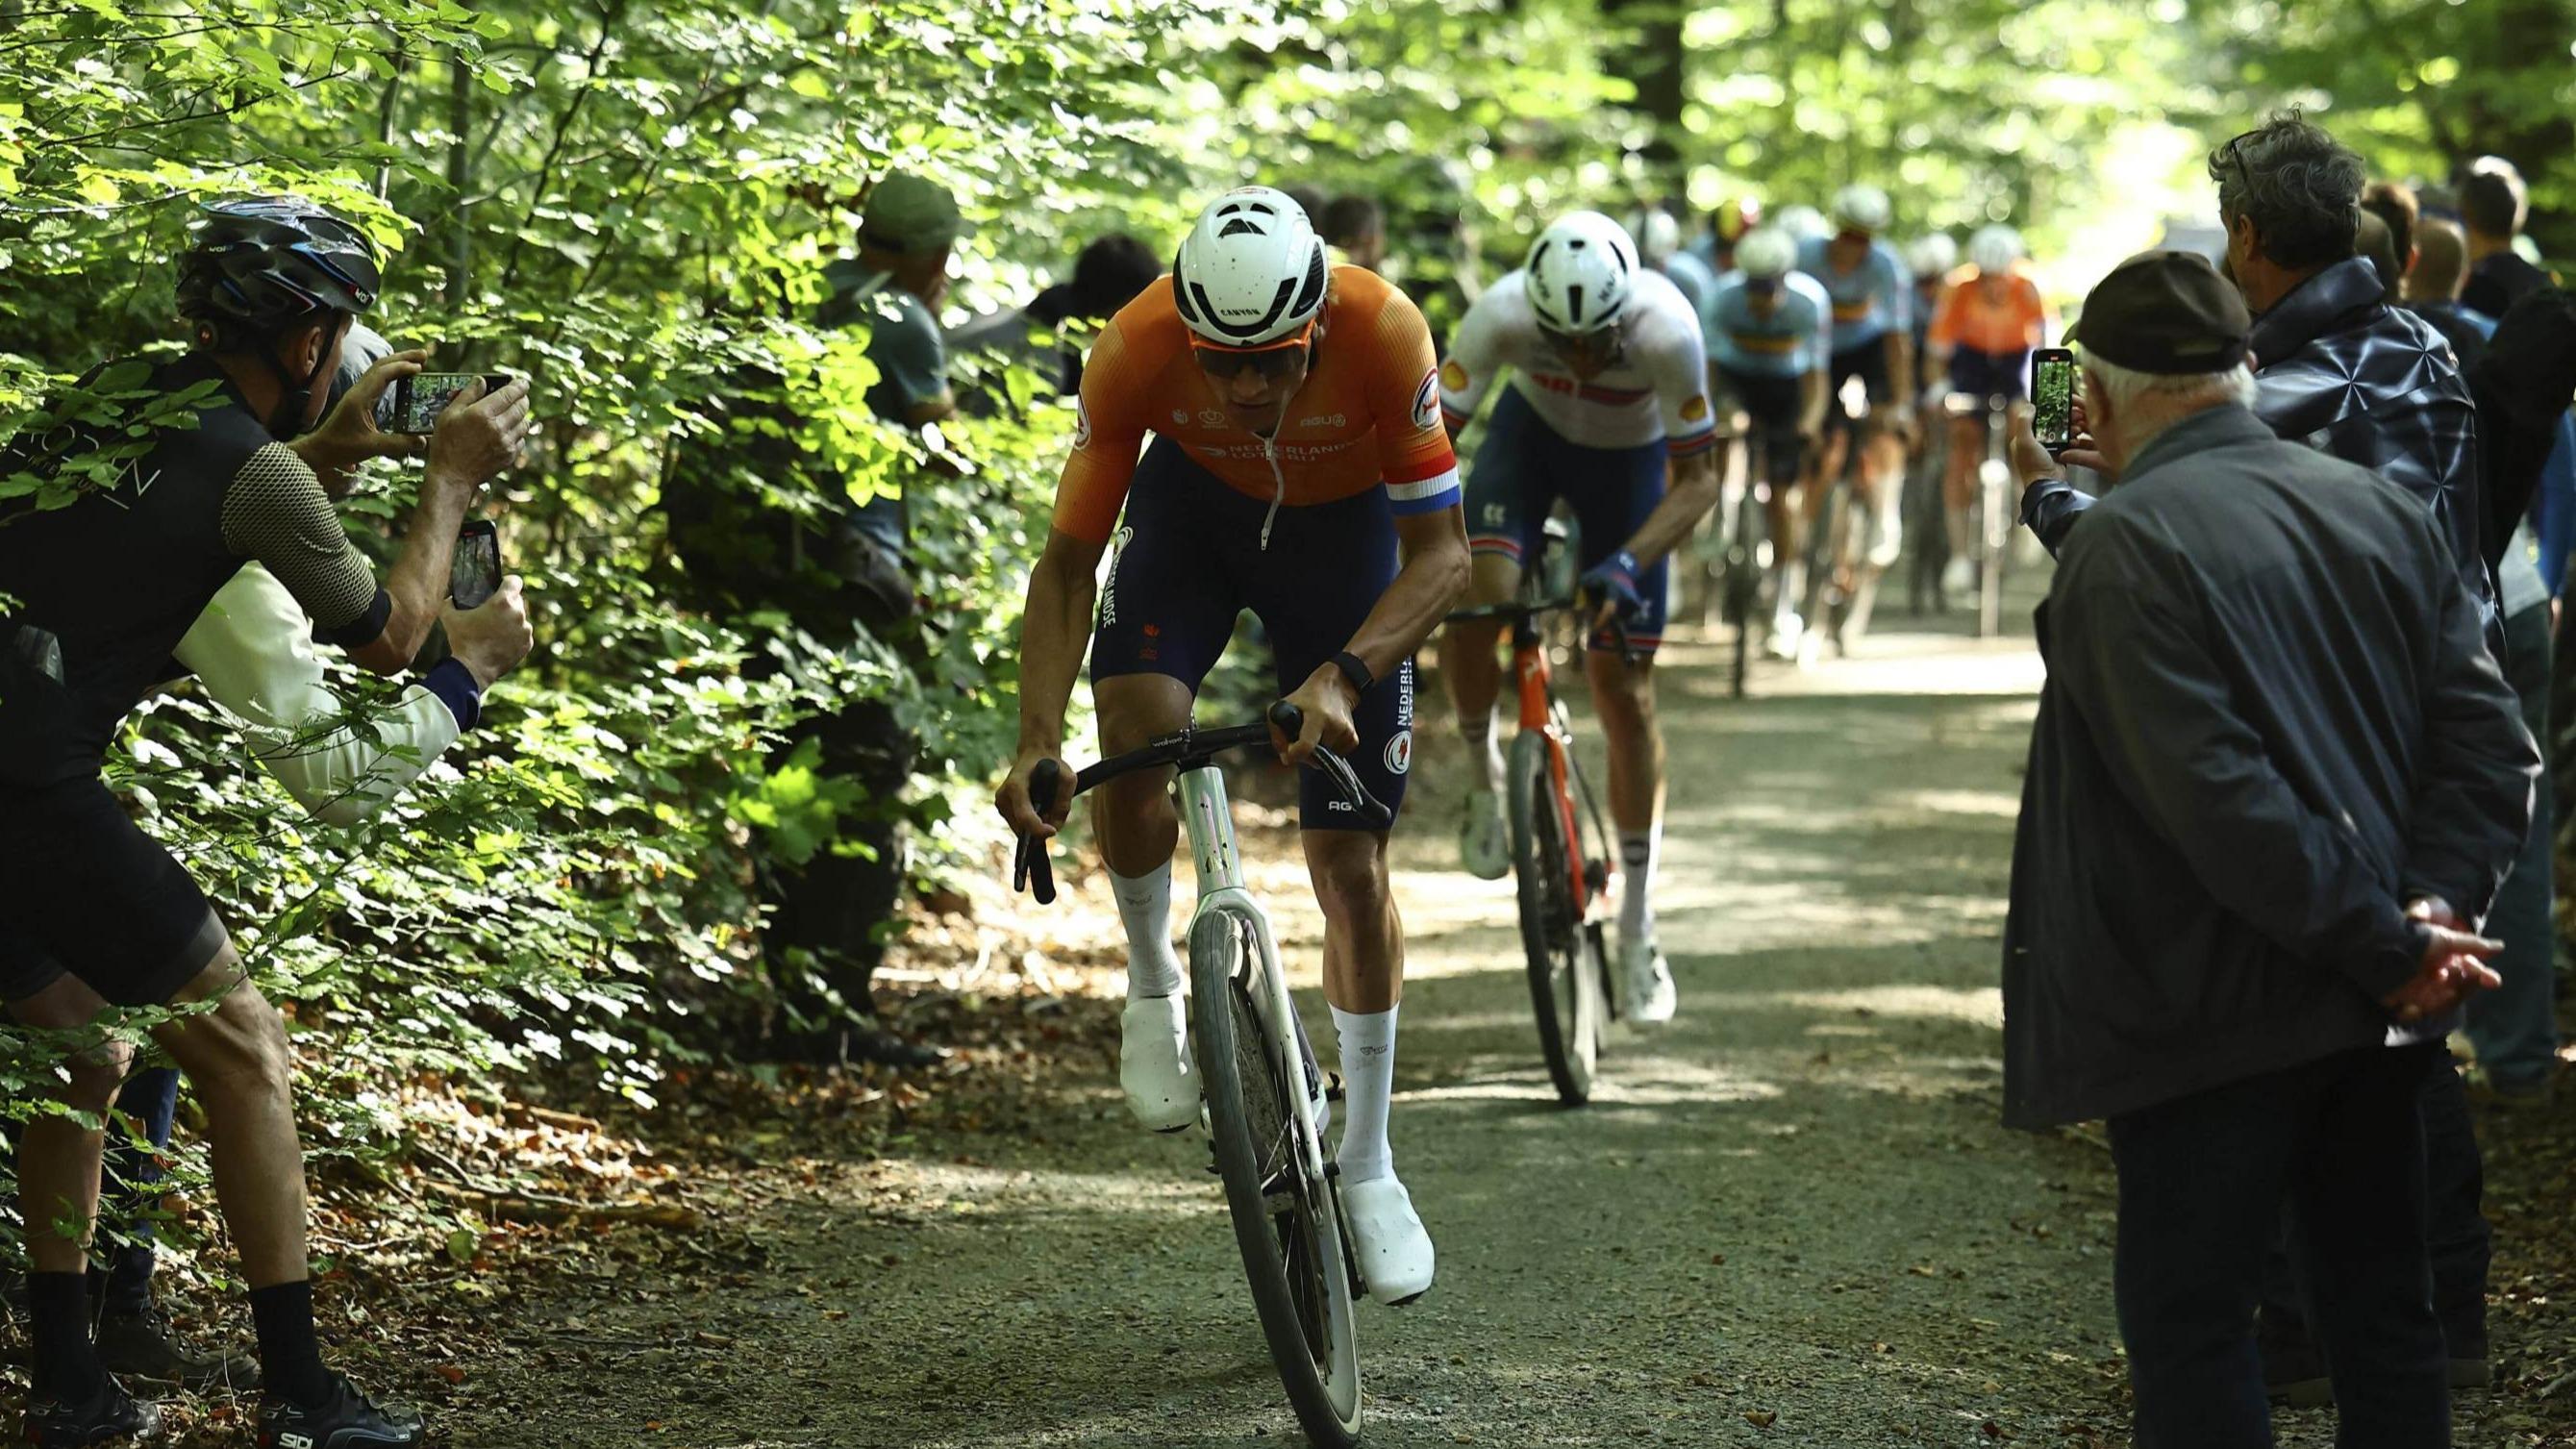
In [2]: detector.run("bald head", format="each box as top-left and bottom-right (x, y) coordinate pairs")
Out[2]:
(2412, 217), (2468, 303)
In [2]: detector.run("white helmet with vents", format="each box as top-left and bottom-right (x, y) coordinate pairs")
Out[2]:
(1522, 211), (1638, 336)
(1831, 184), (1892, 236)
(1969, 224), (2025, 275)
(1735, 227), (1797, 282)
(1905, 234), (1959, 280)
(1172, 187), (1331, 348)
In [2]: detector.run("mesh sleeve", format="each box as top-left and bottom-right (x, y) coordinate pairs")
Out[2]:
(217, 443), (386, 642)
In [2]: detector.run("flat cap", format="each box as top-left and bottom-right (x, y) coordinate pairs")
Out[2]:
(2078, 250), (2252, 374)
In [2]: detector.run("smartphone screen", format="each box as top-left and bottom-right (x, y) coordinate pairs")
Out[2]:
(391, 372), (506, 434)
(450, 521), (501, 610)
(2033, 348), (2078, 452)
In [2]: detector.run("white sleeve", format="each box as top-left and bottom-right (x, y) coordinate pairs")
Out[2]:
(173, 565), (463, 828)
(1648, 301), (1716, 453)
(1438, 284), (1513, 432)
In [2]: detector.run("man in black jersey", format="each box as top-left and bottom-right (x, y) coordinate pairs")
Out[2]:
(0, 197), (531, 1448)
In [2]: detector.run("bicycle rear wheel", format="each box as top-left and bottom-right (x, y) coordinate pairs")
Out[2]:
(1723, 478), (1763, 699)
(1508, 731), (1603, 1105)
(1189, 908), (1363, 1448)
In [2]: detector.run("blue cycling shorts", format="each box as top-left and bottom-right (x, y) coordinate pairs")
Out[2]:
(1463, 387), (1669, 656)
(1090, 438), (1416, 831)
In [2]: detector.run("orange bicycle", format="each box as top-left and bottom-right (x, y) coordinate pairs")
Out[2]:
(1445, 591), (1622, 1104)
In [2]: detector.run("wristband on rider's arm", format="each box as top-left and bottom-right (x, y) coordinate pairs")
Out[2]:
(1330, 650), (1375, 699)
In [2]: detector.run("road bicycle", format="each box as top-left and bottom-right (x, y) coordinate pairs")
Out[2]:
(1946, 389), (2016, 639)
(1444, 586), (1622, 1105)
(1013, 702), (1388, 1447)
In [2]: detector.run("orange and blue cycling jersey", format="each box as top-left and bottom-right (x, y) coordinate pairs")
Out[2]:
(1930, 265), (2053, 358)
(1052, 265), (1462, 544)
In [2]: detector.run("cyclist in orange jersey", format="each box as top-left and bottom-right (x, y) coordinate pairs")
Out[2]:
(997, 187), (1468, 1307)
(1927, 224), (2055, 599)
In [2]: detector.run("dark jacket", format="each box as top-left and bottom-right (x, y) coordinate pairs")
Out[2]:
(2003, 406), (2535, 1129)
(2027, 258), (2494, 637)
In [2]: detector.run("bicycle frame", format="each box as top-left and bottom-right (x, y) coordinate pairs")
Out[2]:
(1176, 762), (1332, 1187)
(1505, 615), (1606, 925)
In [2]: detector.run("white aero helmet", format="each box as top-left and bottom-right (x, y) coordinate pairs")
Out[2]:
(1629, 207), (1683, 265)
(1969, 223), (2024, 275)
(1774, 204), (1831, 244)
(1831, 184), (1892, 236)
(1734, 226), (1797, 282)
(1171, 187), (1330, 347)
(1905, 234), (1958, 280)
(1523, 211), (1638, 336)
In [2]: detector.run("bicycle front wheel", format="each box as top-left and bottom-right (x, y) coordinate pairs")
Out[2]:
(1508, 731), (1603, 1105)
(1189, 908), (1363, 1448)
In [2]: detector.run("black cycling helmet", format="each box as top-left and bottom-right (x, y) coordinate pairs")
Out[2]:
(177, 197), (380, 435)
(176, 196), (380, 340)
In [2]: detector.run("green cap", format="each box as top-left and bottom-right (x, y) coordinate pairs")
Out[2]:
(863, 172), (967, 255)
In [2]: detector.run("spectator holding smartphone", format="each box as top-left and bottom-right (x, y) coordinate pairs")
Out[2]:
(41, 321), (535, 1391)
(0, 196), (530, 1448)
(2004, 250), (2536, 1446)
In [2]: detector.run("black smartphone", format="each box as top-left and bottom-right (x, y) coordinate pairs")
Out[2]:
(2032, 347), (2078, 454)
(450, 520), (502, 610)
(386, 372), (513, 435)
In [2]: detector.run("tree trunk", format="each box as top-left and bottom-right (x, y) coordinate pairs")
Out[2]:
(1602, 0), (1687, 182)
(445, 47), (473, 312)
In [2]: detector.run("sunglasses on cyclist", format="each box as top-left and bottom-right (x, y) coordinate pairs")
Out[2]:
(1191, 320), (1315, 381)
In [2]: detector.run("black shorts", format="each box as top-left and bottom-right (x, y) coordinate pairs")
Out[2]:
(1947, 347), (2031, 404)
(1463, 389), (1670, 656)
(1090, 439), (1416, 831)
(1713, 366), (1809, 484)
(0, 777), (227, 1006)
(1827, 341), (1894, 435)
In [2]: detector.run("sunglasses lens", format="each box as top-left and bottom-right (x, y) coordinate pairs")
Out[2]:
(1193, 343), (1306, 380)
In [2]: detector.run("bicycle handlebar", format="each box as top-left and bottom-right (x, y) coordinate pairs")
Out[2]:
(1445, 591), (1637, 654)
(1011, 702), (1394, 904)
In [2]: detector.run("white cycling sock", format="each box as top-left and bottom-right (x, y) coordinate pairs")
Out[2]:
(1331, 1003), (1400, 1185)
(1945, 505), (1975, 563)
(1619, 826), (1660, 945)
(1460, 708), (1505, 794)
(1112, 865), (1182, 998)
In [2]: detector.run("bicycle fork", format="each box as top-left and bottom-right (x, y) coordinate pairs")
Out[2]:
(1178, 765), (1332, 1188)
(1512, 630), (1602, 922)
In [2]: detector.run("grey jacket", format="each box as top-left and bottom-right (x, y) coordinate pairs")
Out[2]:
(2003, 405), (2535, 1129)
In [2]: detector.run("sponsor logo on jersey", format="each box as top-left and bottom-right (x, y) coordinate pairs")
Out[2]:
(1681, 394), (1711, 423)
(1411, 367), (1440, 431)
(1073, 398), (1093, 450)
(1384, 728), (1413, 776)
(1198, 409), (1227, 428)
(1299, 413), (1348, 430)
(1439, 360), (1469, 392)
(1172, 409), (1190, 426)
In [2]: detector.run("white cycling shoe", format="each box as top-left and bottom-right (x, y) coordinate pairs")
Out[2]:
(1620, 937), (1678, 1023)
(1459, 787), (1511, 881)
(1342, 1177), (1436, 1306)
(1941, 555), (1974, 599)
(1120, 993), (1200, 1133)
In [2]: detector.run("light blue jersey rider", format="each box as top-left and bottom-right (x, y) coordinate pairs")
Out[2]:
(1795, 234), (1912, 355)
(1703, 270), (1832, 379)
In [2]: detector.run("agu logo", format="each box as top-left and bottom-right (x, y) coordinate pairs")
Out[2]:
(1411, 367), (1440, 431)
(1383, 729), (1413, 776)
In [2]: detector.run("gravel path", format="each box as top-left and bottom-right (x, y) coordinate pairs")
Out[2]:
(449, 612), (2535, 1448)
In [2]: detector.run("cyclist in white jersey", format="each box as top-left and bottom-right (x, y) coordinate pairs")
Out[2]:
(1437, 212), (1719, 1021)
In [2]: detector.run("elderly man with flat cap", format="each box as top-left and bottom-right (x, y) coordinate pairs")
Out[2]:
(2001, 251), (2537, 1449)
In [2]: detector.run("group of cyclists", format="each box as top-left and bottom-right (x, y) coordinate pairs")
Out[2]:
(994, 181), (2059, 1316)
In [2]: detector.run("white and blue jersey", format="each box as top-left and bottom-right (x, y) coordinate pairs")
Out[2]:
(1795, 236), (1913, 355)
(1704, 271), (1833, 379)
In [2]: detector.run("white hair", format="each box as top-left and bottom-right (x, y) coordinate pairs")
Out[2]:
(2083, 356), (2258, 415)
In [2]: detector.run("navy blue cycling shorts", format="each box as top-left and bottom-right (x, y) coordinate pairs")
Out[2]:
(1090, 438), (1416, 831)
(1947, 347), (2031, 404)
(1463, 387), (1669, 656)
